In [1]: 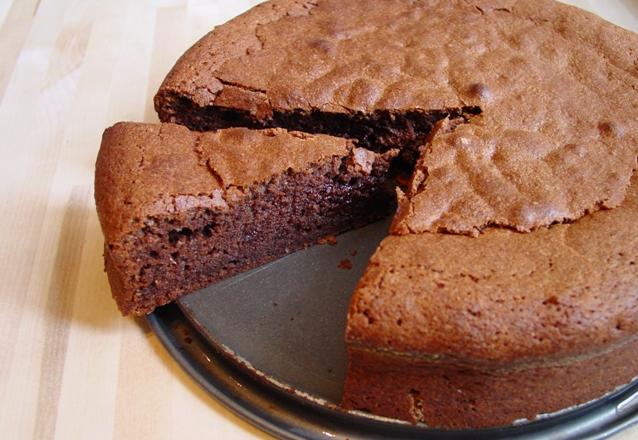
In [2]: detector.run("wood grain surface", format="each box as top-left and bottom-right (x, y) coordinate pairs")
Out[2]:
(0, 1), (636, 439)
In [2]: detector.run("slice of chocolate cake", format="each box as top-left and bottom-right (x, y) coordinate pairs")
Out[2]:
(95, 122), (397, 315)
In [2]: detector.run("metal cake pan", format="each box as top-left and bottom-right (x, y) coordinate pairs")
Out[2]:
(148, 219), (638, 439)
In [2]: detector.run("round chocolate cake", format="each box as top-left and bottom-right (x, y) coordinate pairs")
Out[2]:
(95, 0), (638, 429)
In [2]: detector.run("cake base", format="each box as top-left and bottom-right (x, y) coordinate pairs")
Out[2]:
(342, 339), (638, 429)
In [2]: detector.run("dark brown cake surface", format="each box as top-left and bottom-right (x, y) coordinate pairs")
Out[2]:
(156, 0), (638, 235)
(95, 122), (397, 315)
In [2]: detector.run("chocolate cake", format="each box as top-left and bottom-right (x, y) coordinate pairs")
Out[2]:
(95, 123), (396, 315)
(94, 0), (638, 430)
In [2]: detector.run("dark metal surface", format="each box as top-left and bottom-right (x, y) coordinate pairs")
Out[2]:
(178, 218), (392, 402)
(148, 219), (638, 439)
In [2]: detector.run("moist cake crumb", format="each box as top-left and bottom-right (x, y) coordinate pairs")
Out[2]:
(317, 235), (338, 246)
(338, 259), (353, 270)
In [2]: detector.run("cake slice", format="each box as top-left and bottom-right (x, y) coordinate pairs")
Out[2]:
(343, 174), (638, 428)
(95, 122), (397, 315)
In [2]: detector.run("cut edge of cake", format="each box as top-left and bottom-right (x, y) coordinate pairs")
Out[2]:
(95, 122), (399, 315)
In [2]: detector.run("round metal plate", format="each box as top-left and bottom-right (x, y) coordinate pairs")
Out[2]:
(148, 220), (638, 439)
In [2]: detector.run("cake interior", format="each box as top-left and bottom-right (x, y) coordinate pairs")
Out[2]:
(109, 153), (397, 315)
(156, 92), (480, 169)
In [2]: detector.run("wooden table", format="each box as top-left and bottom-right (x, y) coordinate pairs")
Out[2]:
(1, 0), (636, 438)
